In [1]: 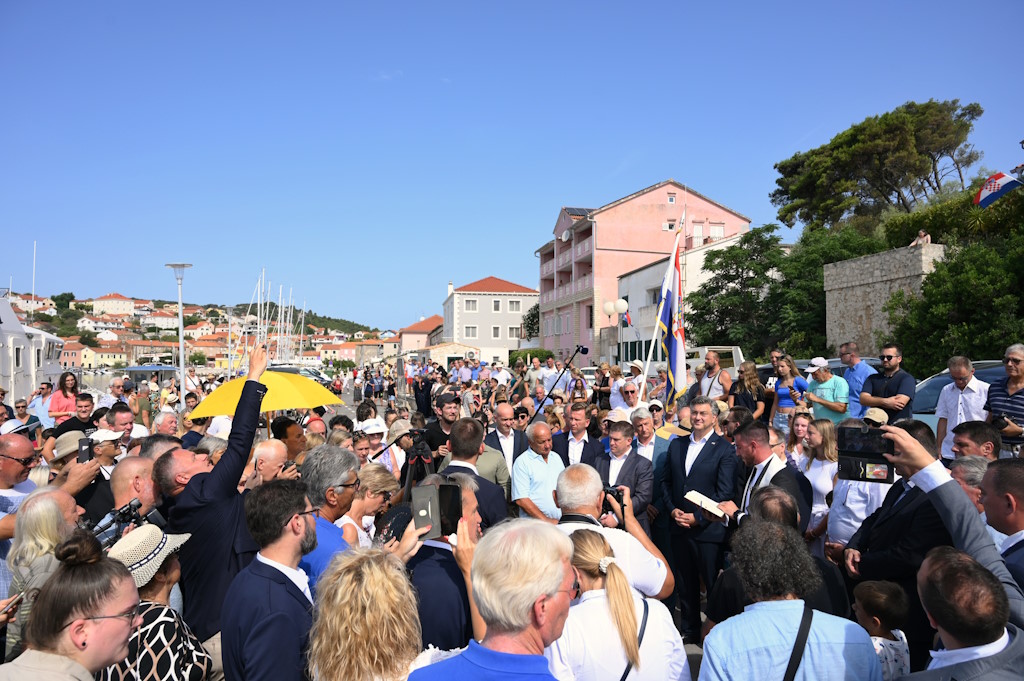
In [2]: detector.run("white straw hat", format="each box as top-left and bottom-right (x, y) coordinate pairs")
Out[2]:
(108, 525), (191, 588)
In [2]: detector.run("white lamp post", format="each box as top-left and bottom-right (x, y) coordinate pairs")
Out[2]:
(165, 263), (192, 396)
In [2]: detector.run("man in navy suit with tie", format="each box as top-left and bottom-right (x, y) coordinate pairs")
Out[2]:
(660, 396), (738, 642)
(595, 420), (653, 533)
(551, 402), (602, 468)
(439, 417), (508, 530)
(159, 344), (268, 668)
(981, 458), (1024, 589)
(222, 479), (316, 681)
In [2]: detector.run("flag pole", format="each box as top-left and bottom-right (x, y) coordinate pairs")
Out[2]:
(641, 225), (684, 395)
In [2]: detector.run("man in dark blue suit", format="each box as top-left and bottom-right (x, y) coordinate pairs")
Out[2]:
(157, 345), (268, 666)
(406, 473), (483, 650)
(551, 402), (602, 469)
(595, 420), (654, 533)
(222, 479), (316, 681)
(484, 402), (529, 473)
(981, 459), (1024, 593)
(661, 396), (738, 641)
(439, 417), (508, 530)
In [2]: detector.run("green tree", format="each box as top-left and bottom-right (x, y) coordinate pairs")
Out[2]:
(79, 331), (99, 348)
(183, 315), (204, 327)
(509, 348), (553, 366)
(52, 292), (75, 310)
(684, 225), (785, 355)
(188, 352), (207, 366)
(771, 99), (983, 230)
(773, 226), (887, 356)
(522, 303), (539, 340)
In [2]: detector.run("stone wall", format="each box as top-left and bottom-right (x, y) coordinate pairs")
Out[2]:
(824, 243), (945, 357)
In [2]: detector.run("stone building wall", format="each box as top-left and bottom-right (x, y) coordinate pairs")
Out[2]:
(824, 243), (945, 357)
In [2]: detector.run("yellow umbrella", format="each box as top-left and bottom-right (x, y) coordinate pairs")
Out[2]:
(188, 371), (343, 419)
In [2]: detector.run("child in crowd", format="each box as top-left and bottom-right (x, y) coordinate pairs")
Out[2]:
(853, 581), (911, 680)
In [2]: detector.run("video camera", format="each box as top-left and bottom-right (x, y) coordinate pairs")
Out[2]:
(91, 498), (166, 548)
(837, 425), (895, 484)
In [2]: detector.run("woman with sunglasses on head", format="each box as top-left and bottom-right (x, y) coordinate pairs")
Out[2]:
(768, 355), (808, 440)
(728, 360), (766, 421)
(49, 373), (79, 426)
(0, 529), (141, 680)
(337, 463), (400, 548)
(545, 529), (687, 681)
(102, 526), (210, 681)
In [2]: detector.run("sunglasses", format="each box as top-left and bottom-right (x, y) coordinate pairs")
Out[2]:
(878, 355), (899, 361)
(0, 452), (42, 468)
(1003, 357), (1023, 366)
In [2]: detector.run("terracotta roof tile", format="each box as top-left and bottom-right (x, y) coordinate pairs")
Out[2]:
(454, 276), (538, 294)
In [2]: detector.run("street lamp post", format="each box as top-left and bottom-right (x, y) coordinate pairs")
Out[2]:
(165, 263), (192, 398)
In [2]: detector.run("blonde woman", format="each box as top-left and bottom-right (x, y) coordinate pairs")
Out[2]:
(545, 529), (687, 680)
(803, 418), (839, 558)
(728, 360), (766, 419)
(786, 411), (812, 470)
(337, 463), (400, 548)
(608, 365), (627, 411)
(309, 549), (454, 681)
(768, 355), (808, 439)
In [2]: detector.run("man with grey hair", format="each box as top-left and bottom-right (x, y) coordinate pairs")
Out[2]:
(702, 521), (881, 680)
(96, 376), (127, 410)
(407, 472), (483, 651)
(936, 356), (990, 460)
(296, 445), (360, 595)
(153, 410), (179, 436)
(512, 423), (564, 522)
(554, 463), (673, 599)
(409, 518), (574, 681)
(252, 439), (298, 484)
(985, 343), (1024, 457)
(949, 455), (1008, 547)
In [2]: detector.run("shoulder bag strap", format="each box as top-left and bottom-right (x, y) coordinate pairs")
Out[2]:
(783, 604), (814, 681)
(618, 598), (650, 681)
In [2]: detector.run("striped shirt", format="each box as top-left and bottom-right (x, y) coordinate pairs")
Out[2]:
(984, 377), (1024, 446)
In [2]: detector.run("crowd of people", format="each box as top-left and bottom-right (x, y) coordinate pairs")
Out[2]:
(0, 339), (1022, 679)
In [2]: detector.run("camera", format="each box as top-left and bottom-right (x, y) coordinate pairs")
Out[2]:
(91, 498), (166, 548)
(837, 426), (895, 484)
(992, 414), (1011, 430)
(602, 485), (625, 515)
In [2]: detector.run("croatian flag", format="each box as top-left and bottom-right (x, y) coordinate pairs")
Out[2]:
(974, 172), (1023, 208)
(657, 238), (687, 405)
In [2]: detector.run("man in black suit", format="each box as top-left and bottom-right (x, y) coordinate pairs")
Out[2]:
(484, 402), (529, 473)
(551, 402), (602, 469)
(439, 417), (508, 531)
(980, 459), (1024, 591)
(662, 396), (738, 641)
(843, 420), (953, 671)
(157, 344), (268, 671)
(222, 479), (315, 681)
(595, 420), (653, 533)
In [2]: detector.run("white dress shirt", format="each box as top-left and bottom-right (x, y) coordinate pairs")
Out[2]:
(445, 460), (479, 475)
(685, 432), (711, 475)
(496, 429), (517, 472)
(256, 553), (313, 603)
(546, 590), (688, 681)
(608, 450), (629, 486)
(927, 629), (1010, 670)
(554, 519), (668, 597)
(935, 376), (990, 459)
(567, 431), (589, 466)
(829, 477), (897, 545)
(635, 437), (655, 462)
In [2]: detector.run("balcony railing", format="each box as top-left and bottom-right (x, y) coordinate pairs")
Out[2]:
(541, 260), (555, 276)
(575, 237), (592, 258)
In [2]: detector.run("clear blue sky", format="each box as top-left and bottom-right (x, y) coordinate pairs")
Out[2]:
(2, 1), (1021, 329)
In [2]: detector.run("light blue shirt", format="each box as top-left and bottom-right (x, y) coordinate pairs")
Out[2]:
(700, 600), (882, 681)
(28, 394), (54, 430)
(807, 375), (849, 426)
(511, 449), (564, 520)
(843, 361), (877, 419)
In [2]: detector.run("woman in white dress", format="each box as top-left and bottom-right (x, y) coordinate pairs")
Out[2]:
(802, 419), (839, 559)
(608, 366), (627, 411)
(545, 529), (688, 681)
(337, 463), (400, 548)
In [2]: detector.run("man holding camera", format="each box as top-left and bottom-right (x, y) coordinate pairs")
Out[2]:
(93, 456), (159, 546)
(595, 420), (653, 532)
(554, 463), (673, 599)
(986, 343), (1024, 458)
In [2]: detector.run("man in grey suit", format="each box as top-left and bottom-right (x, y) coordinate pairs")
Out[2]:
(981, 459), (1024, 589)
(594, 420), (653, 534)
(883, 427), (1024, 679)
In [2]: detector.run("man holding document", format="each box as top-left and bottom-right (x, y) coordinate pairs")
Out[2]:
(659, 395), (738, 643)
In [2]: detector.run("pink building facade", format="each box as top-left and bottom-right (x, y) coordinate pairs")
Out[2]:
(536, 179), (750, 361)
